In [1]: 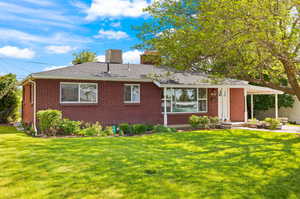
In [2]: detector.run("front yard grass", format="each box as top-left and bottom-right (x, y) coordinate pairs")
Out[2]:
(1, 126), (300, 199)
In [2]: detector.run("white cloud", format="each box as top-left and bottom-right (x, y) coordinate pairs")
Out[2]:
(21, 0), (54, 6)
(43, 65), (68, 71)
(86, 0), (150, 20)
(0, 46), (35, 59)
(46, 45), (77, 54)
(0, 28), (91, 45)
(70, 0), (89, 10)
(110, 22), (121, 27)
(123, 50), (142, 64)
(95, 29), (129, 40)
(96, 55), (105, 62)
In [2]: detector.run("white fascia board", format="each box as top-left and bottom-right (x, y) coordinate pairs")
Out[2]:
(156, 83), (249, 88)
(30, 75), (153, 82)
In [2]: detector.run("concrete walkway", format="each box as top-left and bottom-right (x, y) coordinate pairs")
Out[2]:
(234, 125), (300, 134)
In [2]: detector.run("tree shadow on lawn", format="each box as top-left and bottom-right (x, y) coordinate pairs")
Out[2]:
(1, 129), (300, 199)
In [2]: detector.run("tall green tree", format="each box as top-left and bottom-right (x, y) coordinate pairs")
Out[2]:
(0, 74), (19, 123)
(72, 50), (97, 65)
(136, 0), (300, 100)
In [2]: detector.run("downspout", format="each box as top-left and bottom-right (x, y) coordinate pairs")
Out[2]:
(28, 79), (37, 135)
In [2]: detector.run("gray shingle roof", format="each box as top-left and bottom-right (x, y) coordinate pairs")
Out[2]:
(30, 62), (248, 86)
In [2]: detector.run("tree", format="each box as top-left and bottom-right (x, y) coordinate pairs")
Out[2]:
(72, 50), (97, 65)
(136, 0), (300, 100)
(0, 74), (19, 123)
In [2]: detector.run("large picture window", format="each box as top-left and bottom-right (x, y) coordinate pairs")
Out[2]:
(60, 83), (97, 103)
(162, 88), (208, 113)
(124, 84), (140, 103)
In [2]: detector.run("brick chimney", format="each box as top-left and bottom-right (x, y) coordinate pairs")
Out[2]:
(105, 49), (123, 64)
(140, 51), (161, 65)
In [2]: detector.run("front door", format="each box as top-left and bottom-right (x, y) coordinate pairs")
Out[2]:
(218, 88), (230, 121)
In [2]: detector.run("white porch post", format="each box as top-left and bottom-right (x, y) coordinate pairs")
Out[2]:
(244, 88), (248, 122)
(275, 94), (278, 119)
(163, 87), (168, 126)
(251, 94), (254, 120)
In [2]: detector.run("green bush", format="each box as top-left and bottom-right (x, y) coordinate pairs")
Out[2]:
(264, 118), (280, 130)
(145, 124), (154, 131)
(119, 123), (133, 135)
(78, 122), (102, 136)
(189, 115), (200, 128)
(132, 124), (147, 134)
(153, 125), (176, 133)
(0, 74), (19, 123)
(58, 119), (81, 135)
(37, 109), (62, 135)
(198, 116), (210, 128)
(209, 117), (220, 128)
(103, 126), (114, 136)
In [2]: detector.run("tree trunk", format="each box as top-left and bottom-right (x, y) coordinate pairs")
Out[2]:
(281, 58), (300, 101)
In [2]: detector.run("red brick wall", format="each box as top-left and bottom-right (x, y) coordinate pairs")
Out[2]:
(35, 79), (163, 125)
(22, 83), (33, 124)
(23, 80), (246, 125)
(167, 88), (218, 125)
(230, 88), (245, 122)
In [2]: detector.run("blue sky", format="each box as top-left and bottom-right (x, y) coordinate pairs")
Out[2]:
(0, 0), (152, 80)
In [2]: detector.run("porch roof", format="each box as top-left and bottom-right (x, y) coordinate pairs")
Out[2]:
(247, 85), (283, 95)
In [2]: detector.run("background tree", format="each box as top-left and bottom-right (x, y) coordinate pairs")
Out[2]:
(72, 50), (97, 65)
(0, 74), (20, 123)
(136, 0), (300, 100)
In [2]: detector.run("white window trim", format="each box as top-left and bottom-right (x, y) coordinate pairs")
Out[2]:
(60, 82), (98, 104)
(124, 84), (140, 103)
(161, 88), (208, 114)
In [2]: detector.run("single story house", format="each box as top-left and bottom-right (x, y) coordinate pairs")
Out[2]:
(22, 50), (282, 129)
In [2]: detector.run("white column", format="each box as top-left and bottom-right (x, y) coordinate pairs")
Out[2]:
(244, 88), (248, 122)
(163, 87), (168, 126)
(275, 94), (278, 119)
(251, 94), (254, 119)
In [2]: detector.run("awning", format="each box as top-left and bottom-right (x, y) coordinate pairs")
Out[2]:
(247, 85), (283, 95)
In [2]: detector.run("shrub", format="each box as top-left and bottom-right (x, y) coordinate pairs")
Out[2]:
(198, 116), (210, 128)
(264, 118), (281, 130)
(248, 118), (259, 124)
(132, 124), (147, 134)
(153, 125), (176, 133)
(58, 119), (81, 135)
(119, 123), (133, 135)
(189, 115), (200, 128)
(37, 109), (62, 135)
(209, 117), (220, 128)
(145, 124), (154, 131)
(103, 126), (114, 136)
(78, 122), (102, 136)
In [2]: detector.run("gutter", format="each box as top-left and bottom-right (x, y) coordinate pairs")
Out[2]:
(28, 79), (37, 135)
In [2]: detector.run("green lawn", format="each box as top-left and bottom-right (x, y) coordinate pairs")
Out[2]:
(1, 126), (300, 199)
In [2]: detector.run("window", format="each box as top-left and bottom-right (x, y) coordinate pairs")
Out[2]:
(124, 84), (140, 103)
(60, 83), (97, 103)
(161, 88), (208, 113)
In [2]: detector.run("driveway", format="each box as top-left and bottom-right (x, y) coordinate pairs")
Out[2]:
(234, 125), (300, 134)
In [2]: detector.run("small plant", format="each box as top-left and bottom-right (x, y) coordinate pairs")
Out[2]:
(264, 118), (281, 130)
(198, 116), (210, 128)
(132, 124), (147, 134)
(78, 122), (102, 136)
(209, 117), (219, 128)
(37, 109), (62, 135)
(58, 119), (81, 135)
(103, 126), (114, 136)
(145, 124), (154, 131)
(189, 115), (200, 129)
(153, 125), (176, 133)
(119, 123), (133, 135)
